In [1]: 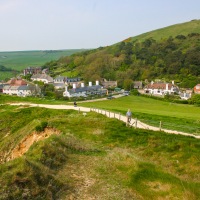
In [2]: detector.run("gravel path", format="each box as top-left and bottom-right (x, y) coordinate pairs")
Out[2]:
(10, 103), (200, 139)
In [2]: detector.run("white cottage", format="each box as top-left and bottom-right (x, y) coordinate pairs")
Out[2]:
(144, 81), (179, 95)
(63, 81), (107, 98)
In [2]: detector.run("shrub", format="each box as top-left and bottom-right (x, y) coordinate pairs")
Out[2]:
(35, 121), (48, 132)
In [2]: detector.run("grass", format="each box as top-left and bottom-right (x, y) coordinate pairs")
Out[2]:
(0, 106), (200, 199)
(0, 50), (86, 70)
(130, 20), (200, 42)
(1, 94), (200, 134)
(80, 95), (200, 134)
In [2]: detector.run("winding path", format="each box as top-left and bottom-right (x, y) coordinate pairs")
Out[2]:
(10, 103), (200, 139)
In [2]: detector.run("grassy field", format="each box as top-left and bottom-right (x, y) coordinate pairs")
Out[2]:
(80, 95), (200, 134)
(0, 94), (200, 134)
(0, 105), (199, 199)
(0, 50), (86, 69)
(130, 19), (200, 42)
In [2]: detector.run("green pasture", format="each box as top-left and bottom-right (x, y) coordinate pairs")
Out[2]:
(0, 94), (200, 134)
(80, 95), (200, 134)
(0, 106), (199, 199)
(0, 71), (14, 80)
(0, 49), (85, 70)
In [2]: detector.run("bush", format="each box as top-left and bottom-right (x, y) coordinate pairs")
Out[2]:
(35, 121), (48, 132)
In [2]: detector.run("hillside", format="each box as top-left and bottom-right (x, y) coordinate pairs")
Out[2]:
(0, 49), (87, 80)
(46, 20), (200, 88)
(0, 104), (200, 199)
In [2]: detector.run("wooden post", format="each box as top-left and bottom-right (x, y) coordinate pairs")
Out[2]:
(135, 118), (137, 129)
(78, 108), (80, 113)
(159, 121), (162, 131)
(109, 111), (110, 118)
(114, 113), (115, 118)
(119, 113), (121, 120)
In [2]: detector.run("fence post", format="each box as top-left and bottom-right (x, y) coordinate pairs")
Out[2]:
(114, 113), (115, 118)
(119, 113), (121, 120)
(78, 108), (80, 113)
(135, 118), (137, 129)
(159, 121), (162, 131)
(109, 111), (110, 118)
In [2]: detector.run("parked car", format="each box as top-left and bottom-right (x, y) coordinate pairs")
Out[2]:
(123, 91), (130, 96)
(107, 95), (115, 99)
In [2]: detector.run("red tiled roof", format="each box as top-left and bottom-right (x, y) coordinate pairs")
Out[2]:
(194, 84), (200, 93)
(6, 79), (27, 86)
(145, 83), (175, 90)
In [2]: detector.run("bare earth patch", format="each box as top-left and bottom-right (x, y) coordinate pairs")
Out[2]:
(6, 128), (60, 162)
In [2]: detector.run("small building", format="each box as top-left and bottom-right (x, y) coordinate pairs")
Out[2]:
(194, 84), (200, 94)
(63, 81), (107, 98)
(133, 81), (143, 89)
(100, 78), (117, 89)
(54, 76), (81, 85)
(53, 83), (66, 90)
(31, 74), (53, 84)
(3, 84), (41, 97)
(144, 81), (179, 95)
(23, 67), (42, 76)
(180, 92), (191, 100)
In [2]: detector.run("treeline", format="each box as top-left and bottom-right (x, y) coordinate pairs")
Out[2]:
(45, 33), (200, 88)
(0, 65), (13, 72)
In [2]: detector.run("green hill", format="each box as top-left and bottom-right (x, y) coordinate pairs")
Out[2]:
(0, 49), (87, 80)
(47, 20), (200, 88)
(0, 104), (200, 199)
(129, 19), (200, 42)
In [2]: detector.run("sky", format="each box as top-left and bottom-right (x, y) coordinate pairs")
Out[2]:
(0, 0), (200, 51)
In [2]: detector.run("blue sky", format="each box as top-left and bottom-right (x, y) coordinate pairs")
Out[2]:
(0, 0), (199, 51)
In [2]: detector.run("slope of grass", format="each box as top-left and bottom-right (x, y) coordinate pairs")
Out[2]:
(0, 49), (86, 70)
(0, 105), (200, 199)
(130, 19), (200, 42)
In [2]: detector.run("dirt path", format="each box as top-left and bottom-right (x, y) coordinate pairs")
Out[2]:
(10, 103), (200, 139)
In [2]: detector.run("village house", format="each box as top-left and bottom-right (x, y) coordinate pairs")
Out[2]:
(2, 78), (41, 97)
(194, 84), (200, 94)
(133, 81), (143, 89)
(23, 67), (42, 76)
(63, 81), (107, 98)
(54, 76), (81, 85)
(31, 74), (53, 84)
(144, 81), (179, 96)
(100, 78), (117, 89)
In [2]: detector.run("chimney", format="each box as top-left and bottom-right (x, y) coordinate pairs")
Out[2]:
(73, 83), (76, 89)
(81, 82), (84, 87)
(89, 82), (92, 87)
(166, 83), (169, 91)
(96, 80), (99, 85)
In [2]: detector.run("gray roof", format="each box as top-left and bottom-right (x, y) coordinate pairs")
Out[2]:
(69, 85), (102, 94)
(54, 76), (81, 82)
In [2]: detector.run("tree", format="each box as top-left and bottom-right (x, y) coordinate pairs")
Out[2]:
(123, 79), (133, 91)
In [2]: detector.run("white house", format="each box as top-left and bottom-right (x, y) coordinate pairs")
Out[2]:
(3, 85), (19, 95)
(31, 74), (53, 84)
(144, 81), (179, 95)
(63, 81), (107, 98)
(3, 84), (41, 97)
